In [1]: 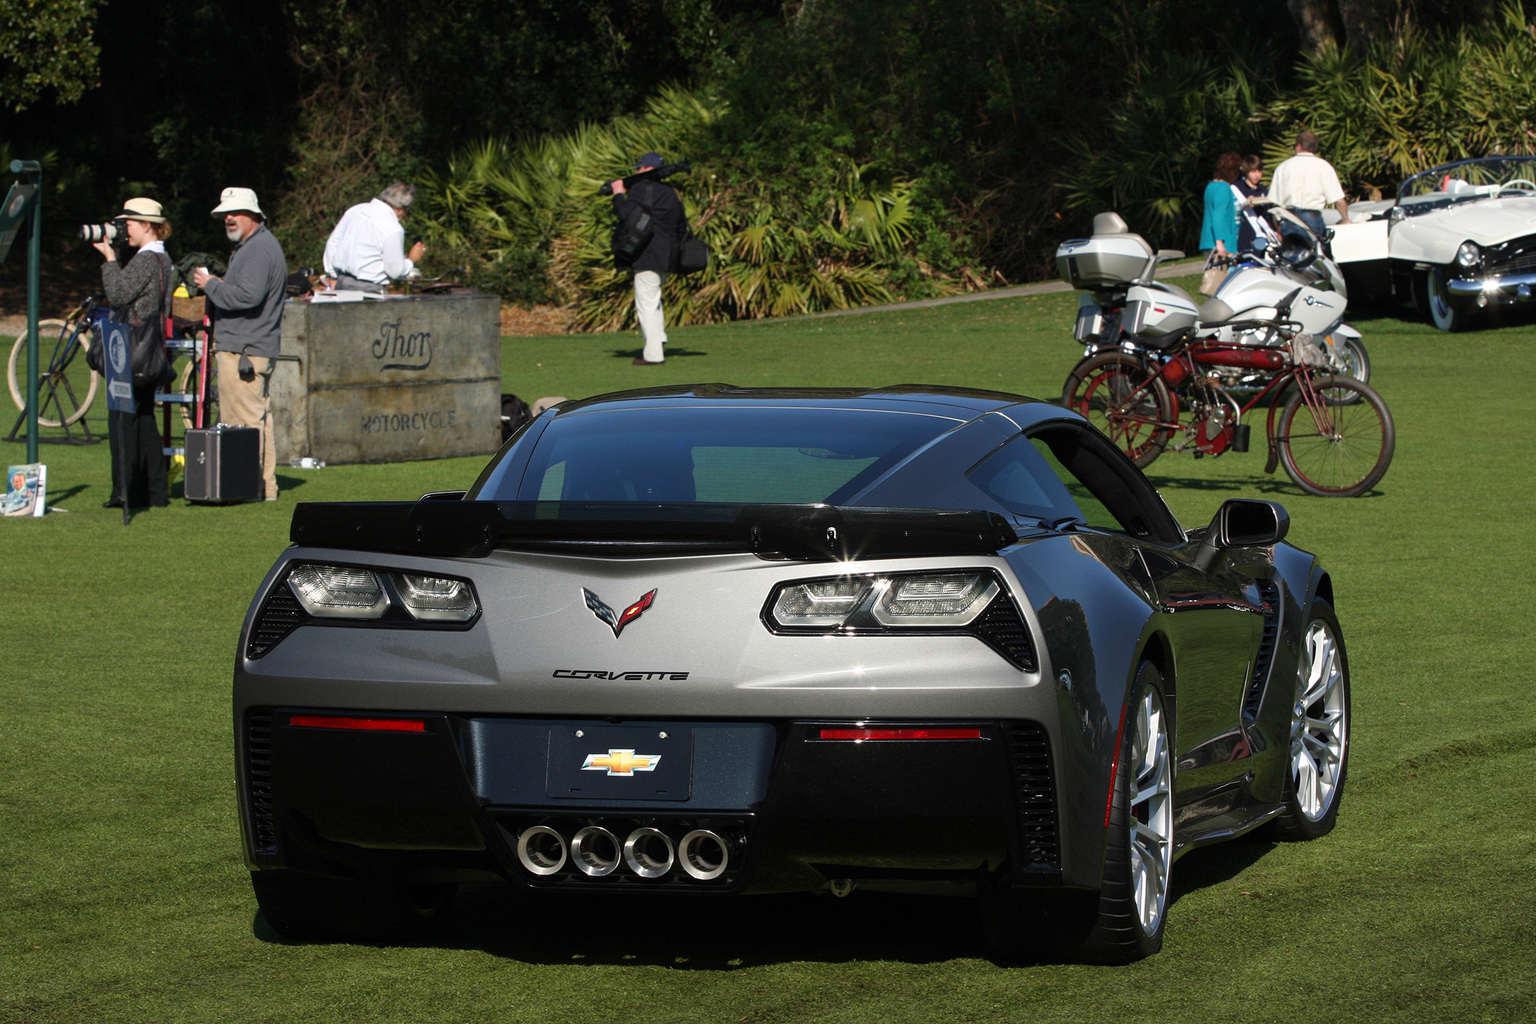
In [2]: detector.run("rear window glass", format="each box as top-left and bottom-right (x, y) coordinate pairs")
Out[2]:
(493, 407), (954, 504)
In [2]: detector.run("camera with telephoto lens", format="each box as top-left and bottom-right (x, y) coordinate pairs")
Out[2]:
(79, 217), (130, 246)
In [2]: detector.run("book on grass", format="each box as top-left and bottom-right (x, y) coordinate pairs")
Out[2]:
(4, 463), (46, 517)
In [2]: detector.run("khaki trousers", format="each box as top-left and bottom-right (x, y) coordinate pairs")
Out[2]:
(216, 350), (278, 500)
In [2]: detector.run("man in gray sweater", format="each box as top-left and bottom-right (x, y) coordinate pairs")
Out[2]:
(192, 187), (287, 500)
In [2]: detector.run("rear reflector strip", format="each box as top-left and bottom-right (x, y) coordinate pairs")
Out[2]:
(817, 727), (983, 741)
(287, 714), (427, 733)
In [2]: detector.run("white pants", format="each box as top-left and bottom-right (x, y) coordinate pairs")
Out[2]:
(634, 270), (668, 362)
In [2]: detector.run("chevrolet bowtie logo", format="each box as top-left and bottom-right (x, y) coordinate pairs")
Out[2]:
(581, 748), (661, 776)
(584, 587), (657, 637)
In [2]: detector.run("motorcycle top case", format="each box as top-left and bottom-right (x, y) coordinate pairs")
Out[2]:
(1123, 284), (1200, 337)
(1056, 234), (1154, 290)
(185, 425), (261, 503)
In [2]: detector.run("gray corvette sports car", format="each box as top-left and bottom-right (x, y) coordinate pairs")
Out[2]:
(234, 384), (1350, 963)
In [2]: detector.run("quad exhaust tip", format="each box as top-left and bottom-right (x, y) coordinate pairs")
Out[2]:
(571, 826), (621, 877)
(678, 829), (730, 881)
(623, 827), (675, 879)
(515, 822), (736, 881)
(516, 825), (568, 876)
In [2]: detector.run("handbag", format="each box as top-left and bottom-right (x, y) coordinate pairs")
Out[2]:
(129, 254), (175, 387)
(1200, 252), (1227, 297)
(675, 224), (710, 275)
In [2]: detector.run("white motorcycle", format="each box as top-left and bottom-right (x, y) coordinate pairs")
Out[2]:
(1055, 208), (1370, 390)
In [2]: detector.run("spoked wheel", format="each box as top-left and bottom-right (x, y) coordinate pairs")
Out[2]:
(7, 318), (99, 427)
(981, 662), (1173, 964)
(1062, 353), (1175, 468)
(1269, 599), (1350, 840)
(1275, 375), (1395, 497)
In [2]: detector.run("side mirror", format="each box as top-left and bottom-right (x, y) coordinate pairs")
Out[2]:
(1192, 499), (1289, 572)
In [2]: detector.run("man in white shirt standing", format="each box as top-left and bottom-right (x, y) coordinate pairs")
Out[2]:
(1268, 131), (1351, 241)
(322, 183), (426, 293)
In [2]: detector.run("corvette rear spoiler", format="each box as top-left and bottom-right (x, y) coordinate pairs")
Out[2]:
(289, 499), (1018, 561)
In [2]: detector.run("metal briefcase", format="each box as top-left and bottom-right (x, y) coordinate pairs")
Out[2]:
(185, 425), (261, 503)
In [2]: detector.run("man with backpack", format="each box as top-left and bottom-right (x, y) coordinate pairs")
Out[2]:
(609, 153), (684, 366)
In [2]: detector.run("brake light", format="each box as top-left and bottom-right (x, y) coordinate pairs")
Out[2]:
(817, 727), (983, 741)
(288, 714), (426, 733)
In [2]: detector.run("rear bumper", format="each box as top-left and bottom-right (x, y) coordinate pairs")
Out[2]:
(239, 709), (1069, 895)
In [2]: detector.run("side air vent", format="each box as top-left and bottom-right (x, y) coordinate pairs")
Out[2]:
(974, 596), (1038, 672)
(244, 710), (280, 859)
(1243, 579), (1281, 720)
(1006, 721), (1059, 869)
(246, 583), (308, 659)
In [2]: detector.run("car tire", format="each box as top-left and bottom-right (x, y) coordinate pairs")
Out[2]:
(982, 662), (1173, 964)
(1268, 599), (1350, 841)
(1414, 266), (1470, 332)
(251, 869), (457, 940)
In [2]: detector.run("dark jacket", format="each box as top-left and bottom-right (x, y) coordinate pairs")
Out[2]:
(612, 179), (683, 274)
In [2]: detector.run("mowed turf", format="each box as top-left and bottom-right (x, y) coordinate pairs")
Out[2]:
(2, 286), (1533, 1023)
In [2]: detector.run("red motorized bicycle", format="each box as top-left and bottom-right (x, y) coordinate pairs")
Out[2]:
(1062, 320), (1394, 498)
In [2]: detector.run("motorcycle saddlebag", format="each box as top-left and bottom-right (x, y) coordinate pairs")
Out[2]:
(1124, 284), (1199, 337)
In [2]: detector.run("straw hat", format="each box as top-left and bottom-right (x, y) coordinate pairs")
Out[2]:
(119, 197), (166, 224)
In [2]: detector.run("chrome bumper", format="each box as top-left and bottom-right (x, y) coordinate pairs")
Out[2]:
(1446, 270), (1536, 304)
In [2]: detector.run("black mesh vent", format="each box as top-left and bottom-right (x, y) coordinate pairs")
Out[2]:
(973, 595), (1037, 672)
(246, 582), (307, 659)
(245, 710), (280, 858)
(1243, 579), (1282, 720)
(1006, 721), (1059, 868)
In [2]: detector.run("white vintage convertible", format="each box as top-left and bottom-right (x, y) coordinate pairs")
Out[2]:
(1328, 155), (1536, 331)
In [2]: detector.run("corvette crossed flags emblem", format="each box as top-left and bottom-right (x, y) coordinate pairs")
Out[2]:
(583, 587), (657, 637)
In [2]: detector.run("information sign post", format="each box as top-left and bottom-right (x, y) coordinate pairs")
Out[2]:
(1, 160), (43, 463)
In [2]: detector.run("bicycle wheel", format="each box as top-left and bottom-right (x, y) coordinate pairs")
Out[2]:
(177, 348), (219, 431)
(1275, 375), (1394, 497)
(1062, 352), (1175, 468)
(8, 318), (100, 427)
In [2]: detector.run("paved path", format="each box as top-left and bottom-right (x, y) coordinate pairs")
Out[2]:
(740, 260), (1205, 323)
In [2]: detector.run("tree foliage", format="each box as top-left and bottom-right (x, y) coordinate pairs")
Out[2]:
(5, 0), (1536, 324)
(0, 0), (100, 112)
(1262, 2), (1536, 194)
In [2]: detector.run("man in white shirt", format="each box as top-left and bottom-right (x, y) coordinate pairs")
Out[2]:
(1268, 131), (1351, 240)
(322, 183), (426, 293)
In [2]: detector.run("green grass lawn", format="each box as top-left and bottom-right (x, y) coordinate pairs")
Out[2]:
(3, 286), (1534, 1022)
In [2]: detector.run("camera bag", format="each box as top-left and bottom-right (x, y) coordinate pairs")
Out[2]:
(611, 202), (655, 262)
(675, 223), (710, 275)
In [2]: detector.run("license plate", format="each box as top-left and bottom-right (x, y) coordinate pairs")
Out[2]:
(546, 725), (693, 801)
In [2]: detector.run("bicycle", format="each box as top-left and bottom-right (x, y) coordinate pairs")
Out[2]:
(1062, 319), (1395, 498)
(7, 295), (108, 429)
(167, 316), (218, 431)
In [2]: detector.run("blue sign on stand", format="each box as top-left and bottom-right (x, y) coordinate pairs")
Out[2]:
(102, 319), (136, 414)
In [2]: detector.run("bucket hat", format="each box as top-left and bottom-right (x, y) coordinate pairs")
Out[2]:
(210, 187), (265, 219)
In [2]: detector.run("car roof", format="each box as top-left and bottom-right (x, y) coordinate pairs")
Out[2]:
(542, 382), (1058, 426)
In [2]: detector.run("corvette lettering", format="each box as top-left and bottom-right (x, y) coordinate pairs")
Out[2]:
(553, 669), (690, 680)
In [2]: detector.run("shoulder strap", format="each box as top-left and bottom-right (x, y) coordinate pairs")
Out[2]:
(154, 253), (172, 337)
